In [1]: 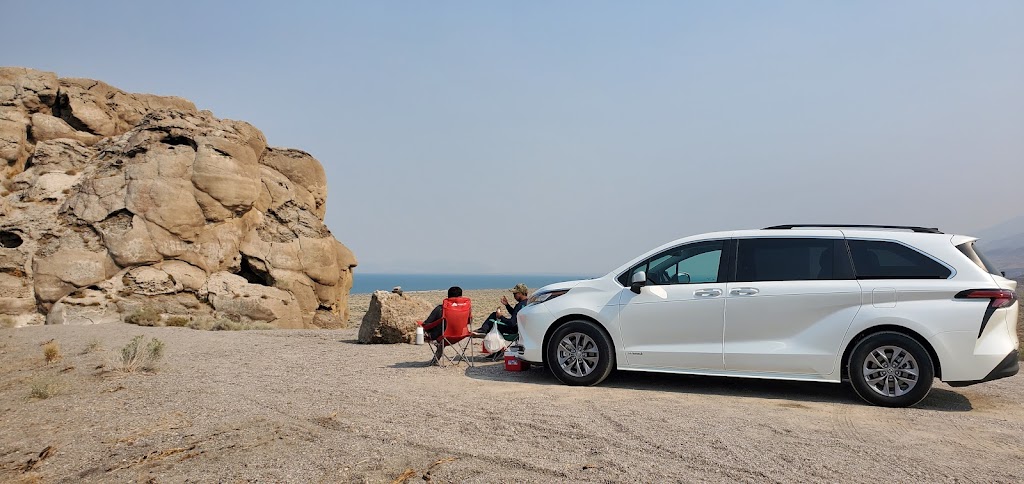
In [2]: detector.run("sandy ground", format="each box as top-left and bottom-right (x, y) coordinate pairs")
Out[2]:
(1, 289), (1023, 483)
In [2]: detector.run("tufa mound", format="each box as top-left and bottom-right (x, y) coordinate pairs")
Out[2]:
(0, 67), (356, 328)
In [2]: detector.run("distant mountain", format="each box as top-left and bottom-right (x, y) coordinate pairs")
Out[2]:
(973, 215), (1024, 278)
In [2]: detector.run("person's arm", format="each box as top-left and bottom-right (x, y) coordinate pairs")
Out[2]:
(509, 300), (526, 322)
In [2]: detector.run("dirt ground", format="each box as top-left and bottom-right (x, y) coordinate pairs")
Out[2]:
(1, 290), (1023, 483)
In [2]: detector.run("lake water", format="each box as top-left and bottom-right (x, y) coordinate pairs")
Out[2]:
(350, 273), (594, 294)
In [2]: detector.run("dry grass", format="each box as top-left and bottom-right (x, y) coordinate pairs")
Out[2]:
(125, 306), (162, 327)
(1018, 310), (1023, 361)
(82, 338), (102, 354)
(165, 316), (190, 327)
(114, 335), (165, 373)
(42, 341), (61, 364)
(1, 315), (15, 329)
(28, 376), (63, 400)
(188, 317), (275, 331)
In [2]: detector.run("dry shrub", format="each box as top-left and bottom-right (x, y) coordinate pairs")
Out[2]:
(82, 339), (102, 354)
(1, 316), (15, 329)
(115, 335), (165, 373)
(42, 341), (61, 363)
(29, 376), (63, 399)
(165, 316), (189, 327)
(64, 168), (78, 176)
(125, 306), (162, 326)
(188, 317), (274, 331)
(212, 320), (275, 331)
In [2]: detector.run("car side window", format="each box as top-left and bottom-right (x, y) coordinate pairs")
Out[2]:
(620, 240), (724, 286)
(735, 238), (838, 282)
(847, 239), (951, 279)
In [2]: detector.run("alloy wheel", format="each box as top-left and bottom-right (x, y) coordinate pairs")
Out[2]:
(556, 332), (599, 377)
(862, 345), (919, 398)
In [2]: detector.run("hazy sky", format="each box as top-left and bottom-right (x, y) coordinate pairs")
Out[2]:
(3, 1), (1022, 275)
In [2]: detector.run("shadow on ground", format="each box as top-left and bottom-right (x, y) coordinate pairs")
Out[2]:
(460, 362), (973, 411)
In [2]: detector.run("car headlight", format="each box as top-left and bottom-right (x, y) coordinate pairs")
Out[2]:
(527, 289), (570, 306)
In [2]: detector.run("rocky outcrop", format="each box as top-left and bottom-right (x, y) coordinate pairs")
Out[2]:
(0, 67), (356, 328)
(358, 291), (434, 344)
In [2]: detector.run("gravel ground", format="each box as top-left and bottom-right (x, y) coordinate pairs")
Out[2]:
(1, 289), (1023, 483)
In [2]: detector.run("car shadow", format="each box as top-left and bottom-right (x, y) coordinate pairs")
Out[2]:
(464, 364), (973, 411)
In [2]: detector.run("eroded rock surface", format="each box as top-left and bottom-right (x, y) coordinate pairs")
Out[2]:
(0, 67), (356, 328)
(357, 290), (435, 344)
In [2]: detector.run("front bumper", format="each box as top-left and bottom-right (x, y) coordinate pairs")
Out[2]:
(947, 350), (1019, 387)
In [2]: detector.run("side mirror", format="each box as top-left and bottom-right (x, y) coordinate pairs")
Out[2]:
(678, 272), (690, 284)
(630, 271), (646, 294)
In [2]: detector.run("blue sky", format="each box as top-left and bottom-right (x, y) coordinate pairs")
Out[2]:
(3, 1), (1022, 275)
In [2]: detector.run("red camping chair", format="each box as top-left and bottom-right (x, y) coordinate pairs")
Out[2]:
(422, 297), (474, 367)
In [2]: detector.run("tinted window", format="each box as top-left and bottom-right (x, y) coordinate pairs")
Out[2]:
(848, 240), (951, 279)
(735, 238), (837, 282)
(957, 241), (1002, 276)
(619, 240), (724, 286)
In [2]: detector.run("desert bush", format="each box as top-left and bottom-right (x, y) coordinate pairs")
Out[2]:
(187, 317), (274, 331)
(65, 168), (78, 176)
(82, 339), (102, 354)
(212, 319), (275, 331)
(115, 335), (165, 373)
(29, 376), (63, 399)
(165, 316), (189, 327)
(43, 341), (61, 363)
(0, 316), (15, 329)
(125, 306), (162, 326)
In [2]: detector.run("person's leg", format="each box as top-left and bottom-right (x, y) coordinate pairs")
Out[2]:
(476, 312), (498, 333)
(433, 342), (445, 364)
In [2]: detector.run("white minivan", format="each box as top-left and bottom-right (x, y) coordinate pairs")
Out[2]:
(516, 225), (1019, 407)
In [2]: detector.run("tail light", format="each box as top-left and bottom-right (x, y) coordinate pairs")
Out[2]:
(956, 289), (1017, 337)
(955, 289), (1017, 308)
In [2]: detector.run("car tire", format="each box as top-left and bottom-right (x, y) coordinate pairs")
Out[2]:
(848, 331), (934, 407)
(546, 320), (615, 386)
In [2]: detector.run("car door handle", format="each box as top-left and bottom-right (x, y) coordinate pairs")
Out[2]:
(730, 287), (759, 296)
(694, 289), (722, 297)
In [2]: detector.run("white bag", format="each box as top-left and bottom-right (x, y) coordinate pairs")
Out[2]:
(483, 322), (507, 353)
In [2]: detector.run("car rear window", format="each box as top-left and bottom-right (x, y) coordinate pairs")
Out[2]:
(847, 240), (951, 280)
(957, 241), (1002, 276)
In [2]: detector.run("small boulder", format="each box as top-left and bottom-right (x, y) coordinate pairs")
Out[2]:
(357, 290), (434, 344)
(46, 289), (120, 325)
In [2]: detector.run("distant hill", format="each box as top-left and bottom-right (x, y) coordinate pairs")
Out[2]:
(972, 215), (1024, 278)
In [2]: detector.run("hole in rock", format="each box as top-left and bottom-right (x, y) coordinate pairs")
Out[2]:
(161, 135), (198, 150)
(238, 257), (272, 286)
(0, 231), (23, 248)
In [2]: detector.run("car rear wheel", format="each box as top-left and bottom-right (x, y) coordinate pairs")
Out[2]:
(546, 320), (614, 386)
(848, 331), (934, 407)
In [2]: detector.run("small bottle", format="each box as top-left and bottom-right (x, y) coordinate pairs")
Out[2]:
(415, 324), (424, 345)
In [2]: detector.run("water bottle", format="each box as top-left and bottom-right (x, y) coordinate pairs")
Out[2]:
(415, 325), (424, 345)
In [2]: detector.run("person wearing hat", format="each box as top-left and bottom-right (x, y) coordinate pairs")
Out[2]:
(474, 283), (529, 336)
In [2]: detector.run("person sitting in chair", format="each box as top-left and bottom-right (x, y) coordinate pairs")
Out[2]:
(474, 283), (528, 336)
(422, 286), (468, 362)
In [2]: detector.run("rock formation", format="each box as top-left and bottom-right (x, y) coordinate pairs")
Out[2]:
(358, 291), (434, 344)
(0, 67), (356, 328)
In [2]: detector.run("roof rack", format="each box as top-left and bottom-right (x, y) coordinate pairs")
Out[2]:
(763, 224), (943, 234)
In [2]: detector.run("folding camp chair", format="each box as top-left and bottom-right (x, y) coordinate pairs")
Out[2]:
(422, 296), (474, 367)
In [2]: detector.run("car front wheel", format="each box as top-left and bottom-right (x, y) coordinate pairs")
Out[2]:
(848, 331), (934, 407)
(546, 320), (615, 386)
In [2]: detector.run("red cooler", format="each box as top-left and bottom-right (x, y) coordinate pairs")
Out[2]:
(504, 347), (530, 371)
